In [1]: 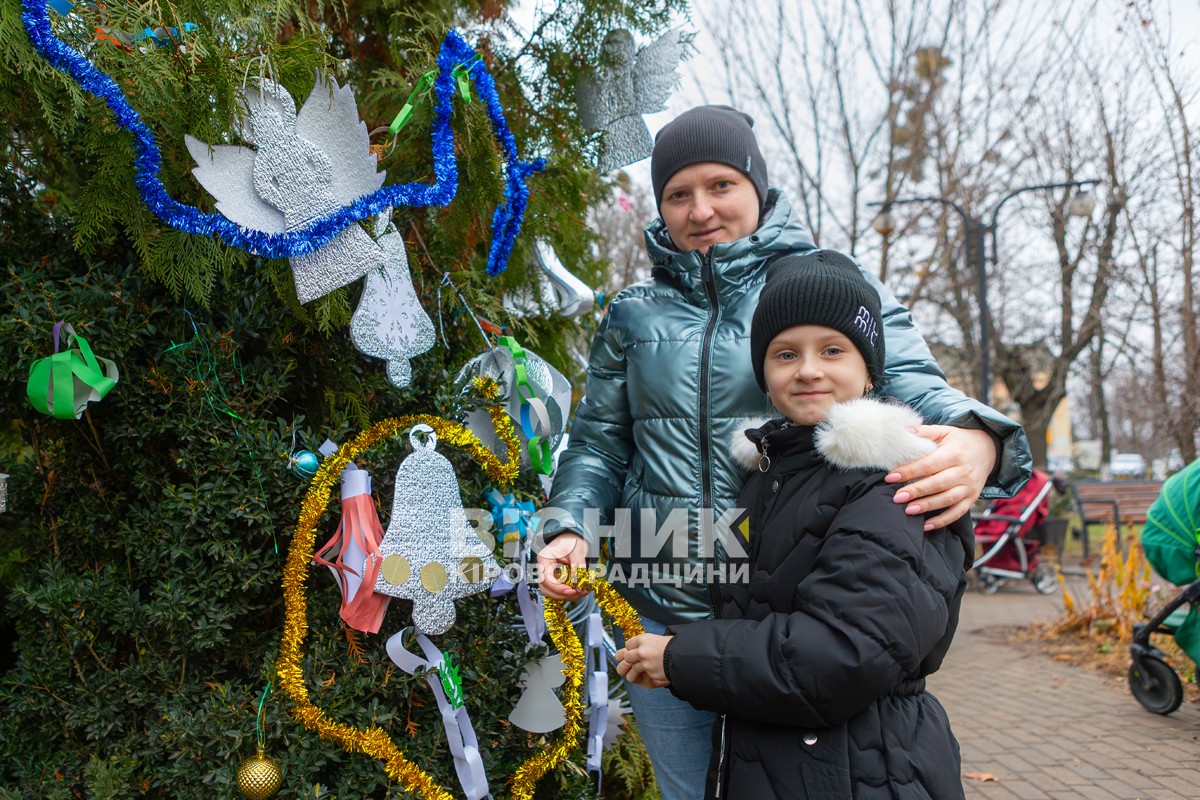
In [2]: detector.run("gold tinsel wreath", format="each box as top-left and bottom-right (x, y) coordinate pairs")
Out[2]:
(275, 378), (644, 798)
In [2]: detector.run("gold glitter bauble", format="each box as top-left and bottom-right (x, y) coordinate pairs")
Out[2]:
(237, 748), (282, 800)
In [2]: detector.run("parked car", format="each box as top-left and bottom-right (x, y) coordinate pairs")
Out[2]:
(1109, 453), (1147, 479)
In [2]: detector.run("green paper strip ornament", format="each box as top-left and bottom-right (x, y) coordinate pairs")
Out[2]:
(26, 322), (119, 419)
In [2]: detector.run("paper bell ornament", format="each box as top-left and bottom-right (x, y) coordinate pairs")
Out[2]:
(508, 653), (566, 733)
(26, 322), (119, 419)
(372, 425), (500, 635)
(503, 241), (595, 319)
(185, 76), (386, 303)
(576, 27), (691, 171)
(349, 213), (436, 388)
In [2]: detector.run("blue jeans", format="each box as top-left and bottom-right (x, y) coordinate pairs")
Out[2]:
(618, 616), (716, 800)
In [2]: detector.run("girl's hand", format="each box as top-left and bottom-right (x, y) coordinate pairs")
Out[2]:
(885, 426), (995, 530)
(615, 634), (673, 689)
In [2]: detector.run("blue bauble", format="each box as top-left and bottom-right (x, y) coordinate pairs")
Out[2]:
(289, 450), (320, 479)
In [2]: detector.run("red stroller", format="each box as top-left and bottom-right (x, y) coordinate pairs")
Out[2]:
(972, 469), (1059, 594)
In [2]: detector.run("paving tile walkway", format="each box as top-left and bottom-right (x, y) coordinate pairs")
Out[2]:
(930, 580), (1200, 800)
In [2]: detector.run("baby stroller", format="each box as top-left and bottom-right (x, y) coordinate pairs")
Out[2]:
(1129, 458), (1200, 715)
(972, 469), (1059, 595)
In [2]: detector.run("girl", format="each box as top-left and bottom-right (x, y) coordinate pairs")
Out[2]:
(617, 250), (971, 799)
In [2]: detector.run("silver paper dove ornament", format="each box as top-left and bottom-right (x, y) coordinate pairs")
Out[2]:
(502, 240), (596, 319)
(373, 425), (500, 635)
(350, 212), (436, 387)
(576, 27), (692, 171)
(185, 75), (386, 303)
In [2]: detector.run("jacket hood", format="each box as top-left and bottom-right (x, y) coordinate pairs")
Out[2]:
(730, 398), (935, 472)
(642, 189), (817, 302)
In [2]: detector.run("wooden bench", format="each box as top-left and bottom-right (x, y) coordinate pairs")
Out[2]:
(1069, 480), (1164, 557)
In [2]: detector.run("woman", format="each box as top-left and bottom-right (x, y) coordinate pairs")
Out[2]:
(537, 105), (1029, 800)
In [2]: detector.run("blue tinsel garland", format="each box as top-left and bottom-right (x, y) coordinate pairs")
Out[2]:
(20, 1), (544, 273)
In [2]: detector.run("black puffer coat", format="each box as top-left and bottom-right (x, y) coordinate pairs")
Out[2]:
(665, 403), (973, 799)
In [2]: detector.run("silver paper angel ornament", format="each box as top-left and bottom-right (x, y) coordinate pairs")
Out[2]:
(350, 212), (436, 387)
(373, 425), (500, 635)
(508, 652), (567, 733)
(502, 241), (595, 319)
(184, 75), (386, 303)
(577, 27), (692, 171)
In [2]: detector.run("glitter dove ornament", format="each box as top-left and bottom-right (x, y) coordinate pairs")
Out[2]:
(373, 425), (500, 635)
(184, 75), (386, 303)
(349, 213), (436, 388)
(576, 27), (692, 171)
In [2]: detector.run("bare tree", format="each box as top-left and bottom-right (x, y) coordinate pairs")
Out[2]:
(589, 173), (656, 296)
(1122, 0), (1200, 463)
(687, 0), (1174, 470)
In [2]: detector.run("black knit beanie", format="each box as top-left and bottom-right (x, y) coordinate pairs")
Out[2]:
(651, 105), (769, 212)
(750, 251), (885, 392)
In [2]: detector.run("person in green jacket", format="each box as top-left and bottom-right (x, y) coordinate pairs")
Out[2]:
(536, 105), (1031, 800)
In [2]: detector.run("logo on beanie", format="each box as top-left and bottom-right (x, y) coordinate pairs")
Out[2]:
(745, 155), (752, 173)
(854, 306), (879, 345)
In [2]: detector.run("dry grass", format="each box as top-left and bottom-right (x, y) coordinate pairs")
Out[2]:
(1023, 525), (1199, 706)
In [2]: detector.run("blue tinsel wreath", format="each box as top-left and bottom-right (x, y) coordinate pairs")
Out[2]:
(21, 1), (544, 275)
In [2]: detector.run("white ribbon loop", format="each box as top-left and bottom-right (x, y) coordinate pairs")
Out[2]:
(386, 629), (493, 800)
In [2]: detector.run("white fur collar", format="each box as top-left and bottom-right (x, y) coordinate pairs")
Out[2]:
(728, 417), (772, 470)
(728, 398), (935, 471)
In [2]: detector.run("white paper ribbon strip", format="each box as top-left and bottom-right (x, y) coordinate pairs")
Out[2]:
(386, 630), (493, 800)
(585, 611), (609, 773)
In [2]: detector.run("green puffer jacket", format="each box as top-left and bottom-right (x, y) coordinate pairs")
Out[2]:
(544, 190), (1031, 625)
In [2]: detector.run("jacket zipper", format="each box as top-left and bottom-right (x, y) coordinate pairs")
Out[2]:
(714, 714), (728, 798)
(698, 247), (724, 616)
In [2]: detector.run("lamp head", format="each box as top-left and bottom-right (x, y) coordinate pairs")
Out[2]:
(872, 209), (896, 237)
(1067, 189), (1096, 218)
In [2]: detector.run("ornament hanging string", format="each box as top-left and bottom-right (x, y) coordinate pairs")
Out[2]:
(163, 312), (277, 553)
(256, 681), (272, 750)
(21, 2), (544, 275)
(436, 272), (493, 350)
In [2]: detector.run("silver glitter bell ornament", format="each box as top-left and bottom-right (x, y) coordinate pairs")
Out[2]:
(349, 212), (436, 388)
(236, 748), (282, 800)
(372, 425), (500, 635)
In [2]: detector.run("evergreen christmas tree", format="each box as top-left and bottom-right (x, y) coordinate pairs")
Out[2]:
(0, 1), (681, 797)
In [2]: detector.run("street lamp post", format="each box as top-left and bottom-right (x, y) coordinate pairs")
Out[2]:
(868, 180), (1098, 406)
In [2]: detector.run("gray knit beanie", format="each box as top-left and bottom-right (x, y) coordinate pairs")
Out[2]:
(750, 251), (884, 392)
(651, 105), (768, 212)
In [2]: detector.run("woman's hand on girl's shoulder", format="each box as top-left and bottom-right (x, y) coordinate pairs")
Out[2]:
(884, 425), (995, 530)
